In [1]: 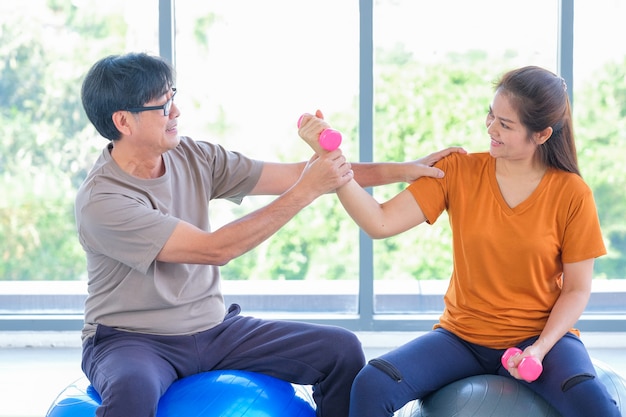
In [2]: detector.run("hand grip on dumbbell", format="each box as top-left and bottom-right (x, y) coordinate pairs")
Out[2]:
(501, 347), (543, 382)
(297, 113), (342, 154)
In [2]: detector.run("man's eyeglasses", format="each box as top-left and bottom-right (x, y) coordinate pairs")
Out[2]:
(126, 88), (177, 116)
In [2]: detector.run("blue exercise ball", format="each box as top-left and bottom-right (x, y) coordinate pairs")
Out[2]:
(46, 370), (316, 417)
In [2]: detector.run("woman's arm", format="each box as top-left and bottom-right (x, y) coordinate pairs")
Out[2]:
(295, 112), (462, 238)
(336, 181), (428, 239)
(507, 258), (594, 378)
(295, 109), (465, 189)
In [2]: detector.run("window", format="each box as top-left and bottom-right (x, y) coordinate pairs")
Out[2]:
(571, 0), (626, 315)
(1, 0), (624, 332)
(371, 0), (559, 314)
(174, 0), (362, 314)
(0, 0), (159, 318)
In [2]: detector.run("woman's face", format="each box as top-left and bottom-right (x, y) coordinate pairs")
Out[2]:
(486, 90), (538, 162)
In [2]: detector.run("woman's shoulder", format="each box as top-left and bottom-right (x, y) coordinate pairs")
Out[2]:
(434, 150), (491, 170)
(546, 168), (593, 196)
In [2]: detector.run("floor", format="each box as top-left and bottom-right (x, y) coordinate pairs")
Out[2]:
(1, 332), (625, 417)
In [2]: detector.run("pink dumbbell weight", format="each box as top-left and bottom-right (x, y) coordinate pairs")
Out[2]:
(297, 114), (342, 152)
(501, 347), (543, 382)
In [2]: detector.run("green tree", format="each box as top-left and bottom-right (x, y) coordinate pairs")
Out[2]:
(2, 2), (625, 283)
(369, 56), (508, 281)
(1, 1), (126, 280)
(575, 57), (626, 279)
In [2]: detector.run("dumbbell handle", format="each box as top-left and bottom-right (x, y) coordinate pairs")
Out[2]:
(297, 114), (342, 154)
(501, 347), (543, 382)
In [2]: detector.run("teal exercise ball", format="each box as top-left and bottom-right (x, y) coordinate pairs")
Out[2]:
(396, 374), (560, 417)
(395, 360), (626, 417)
(593, 358), (626, 416)
(46, 370), (316, 417)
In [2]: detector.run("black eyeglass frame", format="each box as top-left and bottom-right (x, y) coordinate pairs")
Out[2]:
(125, 88), (177, 116)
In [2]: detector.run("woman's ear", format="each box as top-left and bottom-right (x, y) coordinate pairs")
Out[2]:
(534, 126), (553, 145)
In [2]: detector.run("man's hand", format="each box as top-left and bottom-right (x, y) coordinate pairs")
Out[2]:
(400, 147), (467, 183)
(293, 149), (354, 199)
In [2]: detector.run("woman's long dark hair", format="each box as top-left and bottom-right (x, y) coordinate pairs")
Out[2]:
(496, 66), (580, 176)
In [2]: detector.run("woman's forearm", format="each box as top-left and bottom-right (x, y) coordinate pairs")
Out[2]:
(336, 179), (386, 237)
(532, 288), (590, 360)
(336, 180), (427, 239)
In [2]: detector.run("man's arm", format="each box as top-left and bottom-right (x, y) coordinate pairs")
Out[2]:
(350, 150), (466, 187)
(250, 151), (467, 196)
(157, 150), (353, 265)
(295, 110), (466, 189)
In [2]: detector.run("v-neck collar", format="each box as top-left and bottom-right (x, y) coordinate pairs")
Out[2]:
(487, 157), (551, 215)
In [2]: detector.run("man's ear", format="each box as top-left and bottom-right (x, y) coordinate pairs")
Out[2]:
(112, 110), (134, 137)
(533, 126), (553, 145)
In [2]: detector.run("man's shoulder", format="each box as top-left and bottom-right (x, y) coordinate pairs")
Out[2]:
(169, 135), (224, 161)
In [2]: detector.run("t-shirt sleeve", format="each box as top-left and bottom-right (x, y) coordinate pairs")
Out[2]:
(407, 155), (456, 225)
(77, 188), (179, 275)
(185, 140), (263, 205)
(560, 181), (607, 263)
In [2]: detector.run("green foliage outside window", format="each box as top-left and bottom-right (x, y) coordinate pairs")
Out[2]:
(1, 3), (625, 281)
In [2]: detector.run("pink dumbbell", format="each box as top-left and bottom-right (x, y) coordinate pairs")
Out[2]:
(297, 114), (342, 152)
(501, 347), (543, 382)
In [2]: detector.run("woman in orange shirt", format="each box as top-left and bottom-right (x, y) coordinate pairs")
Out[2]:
(301, 66), (620, 417)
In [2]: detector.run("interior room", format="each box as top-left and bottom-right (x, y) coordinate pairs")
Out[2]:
(1, 1), (625, 416)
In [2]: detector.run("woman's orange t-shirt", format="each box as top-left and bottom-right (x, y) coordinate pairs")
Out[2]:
(407, 152), (606, 348)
